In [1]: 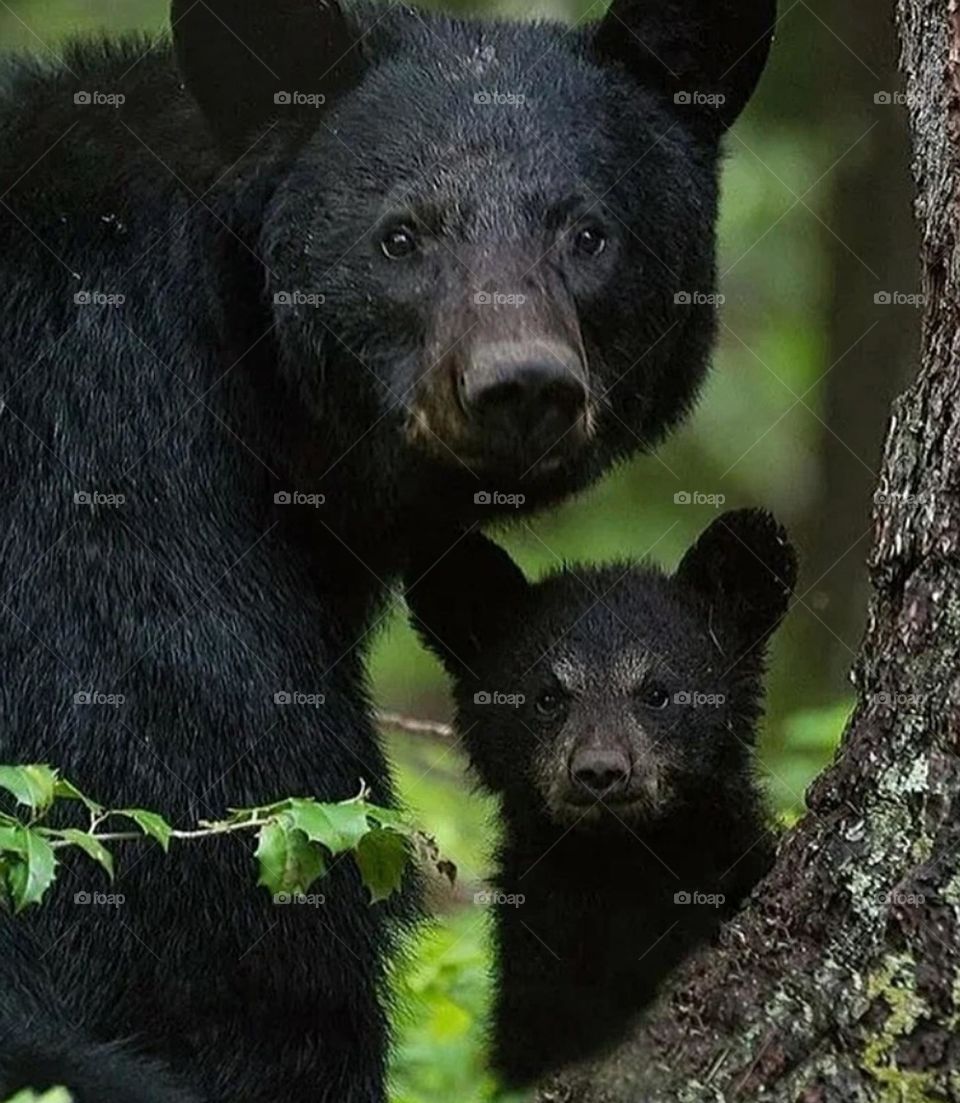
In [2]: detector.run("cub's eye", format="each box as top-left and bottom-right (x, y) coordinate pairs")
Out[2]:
(639, 685), (671, 710)
(572, 225), (607, 258)
(534, 690), (566, 719)
(380, 225), (419, 260)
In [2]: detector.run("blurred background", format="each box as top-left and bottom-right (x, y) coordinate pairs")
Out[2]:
(0, 0), (917, 1099)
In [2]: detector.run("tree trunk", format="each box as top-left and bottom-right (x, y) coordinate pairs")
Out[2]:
(537, 1), (960, 1099)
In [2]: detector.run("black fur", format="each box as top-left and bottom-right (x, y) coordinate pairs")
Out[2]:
(407, 510), (797, 1086)
(0, 0), (774, 1097)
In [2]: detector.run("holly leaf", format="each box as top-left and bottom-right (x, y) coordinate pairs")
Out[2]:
(0, 825), (29, 911)
(0, 823), (28, 856)
(116, 809), (172, 852)
(365, 804), (412, 835)
(53, 776), (103, 814)
(355, 828), (408, 904)
(284, 799), (371, 856)
(0, 765), (58, 815)
(255, 821), (327, 898)
(53, 829), (115, 880)
(6, 1089), (74, 1103)
(8, 827), (57, 912)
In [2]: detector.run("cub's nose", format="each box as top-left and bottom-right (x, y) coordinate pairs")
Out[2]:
(460, 341), (587, 442)
(569, 747), (632, 798)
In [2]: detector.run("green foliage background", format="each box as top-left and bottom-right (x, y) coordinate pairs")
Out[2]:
(0, 0), (911, 1099)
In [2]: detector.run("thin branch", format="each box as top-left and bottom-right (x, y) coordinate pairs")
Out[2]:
(377, 710), (453, 739)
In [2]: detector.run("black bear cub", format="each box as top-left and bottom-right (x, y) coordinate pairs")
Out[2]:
(407, 510), (797, 1086)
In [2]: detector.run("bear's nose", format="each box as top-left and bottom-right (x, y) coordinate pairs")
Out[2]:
(460, 341), (588, 440)
(569, 747), (632, 798)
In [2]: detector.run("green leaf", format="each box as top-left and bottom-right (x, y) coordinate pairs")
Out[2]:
(53, 776), (103, 814)
(0, 824), (28, 856)
(115, 809), (172, 852)
(5, 1089), (74, 1103)
(255, 821), (327, 898)
(355, 828), (408, 904)
(52, 829), (115, 879)
(365, 804), (412, 835)
(9, 827), (57, 912)
(284, 799), (371, 856)
(0, 765), (58, 814)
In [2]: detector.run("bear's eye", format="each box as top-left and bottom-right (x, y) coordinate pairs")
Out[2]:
(639, 685), (671, 710)
(572, 225), (607, 258)
(380, 225), (419, 260)
(534, 690), (566, 719)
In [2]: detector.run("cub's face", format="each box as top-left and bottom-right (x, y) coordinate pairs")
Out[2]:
(407, 511), (797, 828)
(459, 574), (747, 826)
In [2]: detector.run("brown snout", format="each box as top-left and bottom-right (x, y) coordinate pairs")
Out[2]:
(460, 339), (587, 424)
(568, 745), (632, 800)
(410, 261), (595, 471)
(456, 339), (588, 463)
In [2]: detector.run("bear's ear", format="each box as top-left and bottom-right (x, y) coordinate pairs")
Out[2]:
(171, 0), (365, 156)
(406, 533), (530, 679)
(590, 0), (777, 131)
(675, 509), (797, 649)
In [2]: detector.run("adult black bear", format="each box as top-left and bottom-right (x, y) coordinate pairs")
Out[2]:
(406, 511), (796, 1085)
(0, 1), (775, 1100)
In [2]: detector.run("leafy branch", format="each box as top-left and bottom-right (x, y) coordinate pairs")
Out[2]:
(4, 1090), (72, 1103)
(0, 764), (453, 914)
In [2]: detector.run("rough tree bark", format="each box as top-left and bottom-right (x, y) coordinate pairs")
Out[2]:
(538, 1), (960, 1100)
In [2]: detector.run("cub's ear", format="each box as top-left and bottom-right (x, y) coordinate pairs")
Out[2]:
(675, 509), (797, 648)
(406, 533), (530, 678)
(171, 0), (365, 155)
(590, 0), (777, 131)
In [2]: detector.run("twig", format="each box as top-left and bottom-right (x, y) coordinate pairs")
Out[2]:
(376, 710), (453, 739)
(47, 817), (268, 849)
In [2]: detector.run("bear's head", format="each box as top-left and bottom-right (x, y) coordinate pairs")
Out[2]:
(173, 0), (777, 513)
(407, 510), (797, 827)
